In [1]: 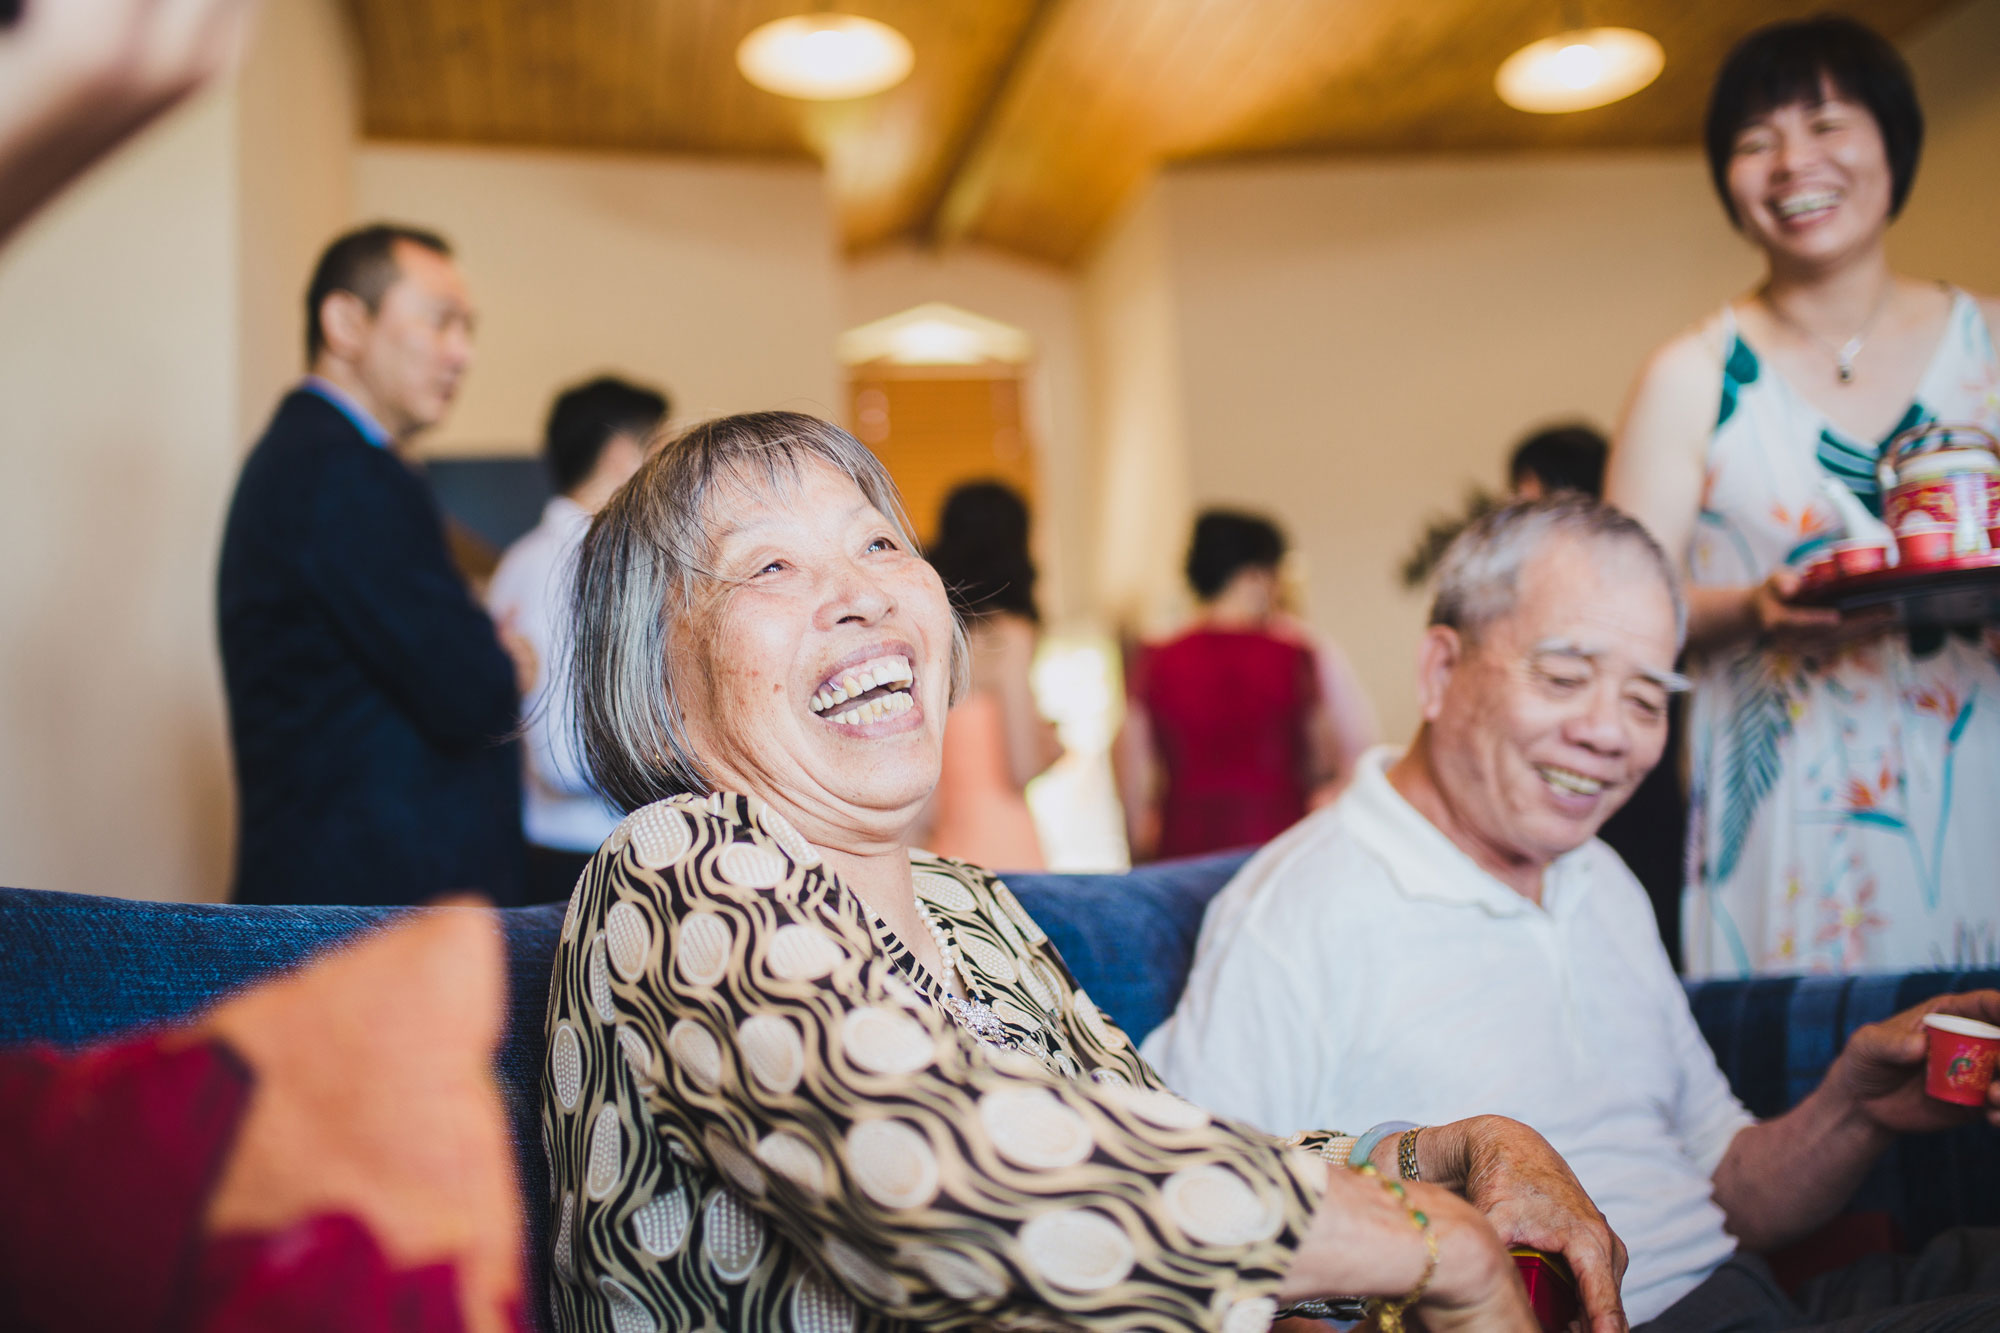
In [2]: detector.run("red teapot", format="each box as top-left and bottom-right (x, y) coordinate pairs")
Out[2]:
(1876, 422), (2000, 557)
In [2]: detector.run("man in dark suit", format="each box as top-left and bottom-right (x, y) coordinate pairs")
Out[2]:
(218, 224), (526, 907)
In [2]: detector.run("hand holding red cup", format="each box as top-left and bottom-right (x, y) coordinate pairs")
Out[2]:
(1922, 1013), (2000, 1106)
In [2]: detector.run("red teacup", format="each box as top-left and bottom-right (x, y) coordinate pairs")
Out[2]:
(1831, 539), (1890, 577)
(1799, 551), (1838, 585)
(1896, 523), (1955, 567)
(1510, 1248), (1578, 1332)
(1922, 1013), (2000, 1106)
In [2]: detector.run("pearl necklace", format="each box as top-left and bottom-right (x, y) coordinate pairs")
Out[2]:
(910, 893), (964, 996)
(904, 893), (1015, 1049)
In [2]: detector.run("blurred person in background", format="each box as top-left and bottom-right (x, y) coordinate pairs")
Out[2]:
(219, 224), (529, 908)
(914, 480), (1059, 870)
(488, 374), (668, 901)
(1607, 15), (2000, 977)
(1119, 510), (1358, 861)
(1508, 424), (1608, 500)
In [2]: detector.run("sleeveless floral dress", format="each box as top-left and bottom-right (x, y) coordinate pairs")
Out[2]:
(1684, 290), (2000, 978)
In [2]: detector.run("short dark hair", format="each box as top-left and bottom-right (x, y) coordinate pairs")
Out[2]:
(1185, 509), (1286, 602)
(1704, 15), (1923, 226)
(1509, 424), (1608, 498)
(303, 223), (453, 364)
(544, 376), (670, 496)
(928, 480), (1039, 623)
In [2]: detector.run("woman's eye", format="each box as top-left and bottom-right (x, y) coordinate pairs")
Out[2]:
(754, 560), (786, 576)
(866, 536), (898, 554)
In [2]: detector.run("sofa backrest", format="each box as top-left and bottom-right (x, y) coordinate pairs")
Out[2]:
(4, 866), (1996, 1324)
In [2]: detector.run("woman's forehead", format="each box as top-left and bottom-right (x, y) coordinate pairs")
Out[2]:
(700, 457), (875, 545)
(1739, 71), (1863, 127)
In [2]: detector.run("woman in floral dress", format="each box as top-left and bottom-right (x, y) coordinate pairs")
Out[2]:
(1608, 16), (2000, 977)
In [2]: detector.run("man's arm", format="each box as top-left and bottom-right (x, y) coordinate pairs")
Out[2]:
(300, 448), (520, 749)
(1710, 990), (2000, 1252)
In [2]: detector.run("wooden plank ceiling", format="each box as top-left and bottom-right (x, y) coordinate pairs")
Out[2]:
(346, 0), (1960, 266)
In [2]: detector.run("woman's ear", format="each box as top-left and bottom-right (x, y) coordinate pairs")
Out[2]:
(1412, 624), (1464, 724)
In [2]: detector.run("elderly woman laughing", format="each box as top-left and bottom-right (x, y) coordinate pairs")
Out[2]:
(542, 412), (1624, 1333)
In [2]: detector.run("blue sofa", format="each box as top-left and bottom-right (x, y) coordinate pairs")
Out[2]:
(3, 854), (1995, 1327)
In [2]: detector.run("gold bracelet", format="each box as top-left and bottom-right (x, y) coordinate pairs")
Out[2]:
(1397, 1127), (1422, 1182)
(1355, 1164), (1439, 1333)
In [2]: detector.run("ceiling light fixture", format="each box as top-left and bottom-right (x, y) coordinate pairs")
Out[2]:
(736, 13), (914, 101)
(1496, 27), (1663, 113)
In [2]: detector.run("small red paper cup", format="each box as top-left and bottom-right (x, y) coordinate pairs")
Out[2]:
(1510, 1247), (1578, 1332)
(1896, 523), (1955, 567)
(1831, 539), (1889, 577)
(1922, 1013), (2000, 1106)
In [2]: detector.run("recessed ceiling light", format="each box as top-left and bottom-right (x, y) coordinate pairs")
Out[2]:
(1496, 27), (1663, 114)
(736, 14), (914, 101)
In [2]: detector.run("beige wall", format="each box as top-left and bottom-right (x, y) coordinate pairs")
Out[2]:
(0, 2), (356, 902)
(0, 93), (242, 901)
(1890, 0), (2000, 294)
(1078, 185), (1196, 637)
(354, 145), (843, 455)
(843, 243), (1092, 623)
(236, 0), (358, 438)
(1153, 152), (1760, 737)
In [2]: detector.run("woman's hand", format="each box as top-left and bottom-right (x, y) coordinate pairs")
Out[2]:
(1281, 1161), (1534, 1332)
(1410, 1185), (1540, 1333)
(1403, 1117), (1628, 1333)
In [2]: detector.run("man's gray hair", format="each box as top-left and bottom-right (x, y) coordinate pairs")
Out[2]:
(1429, 493), (1686, 646)
(570, 410), (969, 812)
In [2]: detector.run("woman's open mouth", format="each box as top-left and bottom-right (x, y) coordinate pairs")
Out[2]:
(809, 653), (915, 727)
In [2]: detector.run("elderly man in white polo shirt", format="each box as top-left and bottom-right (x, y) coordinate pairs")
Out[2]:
(1144, 495), (2000, 1331)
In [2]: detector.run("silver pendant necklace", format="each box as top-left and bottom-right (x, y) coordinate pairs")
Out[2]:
(1762, 282), (1892, 385)
(902, 894), (1016, 1050)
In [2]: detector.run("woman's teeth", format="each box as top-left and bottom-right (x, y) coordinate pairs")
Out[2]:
(824, 690), (915, 728)
(1776, 190), (1839, 219)
(1538, 765), (1607, 797)
(809, 654), (915, 720)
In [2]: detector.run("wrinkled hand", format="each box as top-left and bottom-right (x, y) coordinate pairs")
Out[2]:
(1830, 990), (2000, 1136)
(1406, 1184), (1540, 1333)
(1428, 1116), (1629, 1333)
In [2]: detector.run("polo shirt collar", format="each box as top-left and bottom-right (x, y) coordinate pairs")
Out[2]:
(542, 493), (590, 532)
(301, 376), (395, 450)
(1339, 745), (1591, 918)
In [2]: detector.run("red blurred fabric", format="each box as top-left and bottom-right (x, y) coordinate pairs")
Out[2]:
(1137, 627), (1321, 859)
(0, 1033), (486, 1333)
(194, 1215), (466, 1333)
(0, 1036), (250, 1331)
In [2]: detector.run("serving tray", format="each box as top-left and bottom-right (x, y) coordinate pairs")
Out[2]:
(1796, 549), (2000, 628)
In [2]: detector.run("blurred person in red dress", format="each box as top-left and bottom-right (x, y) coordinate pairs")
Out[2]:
(1119, 510), (1368, 861)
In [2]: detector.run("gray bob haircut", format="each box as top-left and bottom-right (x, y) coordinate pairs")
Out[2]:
(1430, 493), (1686, 647)
(570, 410), (969, 813)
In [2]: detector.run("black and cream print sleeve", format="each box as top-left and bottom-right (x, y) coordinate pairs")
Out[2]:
(543, 791), (1326, 1333)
